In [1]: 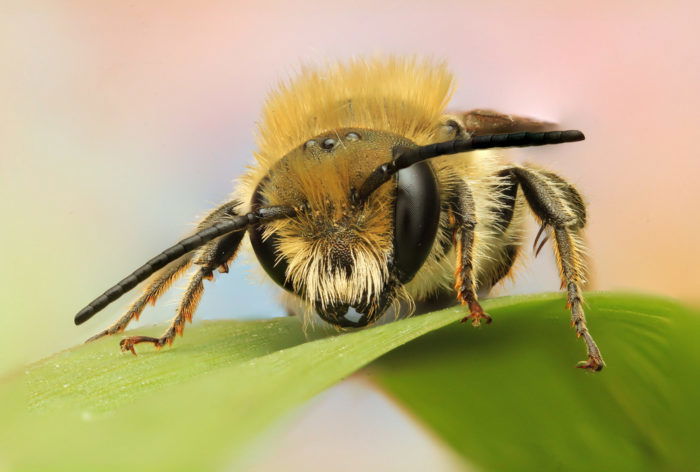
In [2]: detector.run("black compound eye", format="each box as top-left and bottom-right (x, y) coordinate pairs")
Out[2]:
(249, 228), (293, 293)
(249, 186), (295, 293)
(393, 161), (441, 283)
(322, 138), (337, 150)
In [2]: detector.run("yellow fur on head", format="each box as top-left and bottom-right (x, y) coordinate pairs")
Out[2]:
(232, 57), (456, 320)
(231, 57), (464, 324)
(237, 57), (455, 197)
(258, 57), (453, 156)
(261, 143), (396, 313)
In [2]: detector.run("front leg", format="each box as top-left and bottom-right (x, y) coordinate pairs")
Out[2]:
(449, 180), (492, 327)
(510, 166), (604, 371)
(86, 200), (242, 343)
(120, 214), (247, 354)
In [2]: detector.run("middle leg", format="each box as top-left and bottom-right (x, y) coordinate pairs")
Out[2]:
(449, 180), (491, 326)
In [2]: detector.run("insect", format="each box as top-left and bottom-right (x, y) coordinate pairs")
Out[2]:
(75, 57), (604, 371)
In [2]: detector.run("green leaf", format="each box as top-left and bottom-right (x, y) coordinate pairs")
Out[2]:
(24, 318), (333, 413)
(0, 295), (462, 471)
(370, 292), (700, 471)
(0, 293), (696, 471)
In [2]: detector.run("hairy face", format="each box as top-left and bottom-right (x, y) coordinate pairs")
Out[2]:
(273, 196), (394, 323)
(258, 129), (412, 326)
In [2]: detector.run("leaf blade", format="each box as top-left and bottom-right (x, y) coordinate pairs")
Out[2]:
(371, 293), (697, 472)
(3, 291), (465, 470)
(1, 292), (696, 471)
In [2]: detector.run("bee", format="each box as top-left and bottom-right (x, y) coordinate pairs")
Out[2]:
(75, 57), (604, 371)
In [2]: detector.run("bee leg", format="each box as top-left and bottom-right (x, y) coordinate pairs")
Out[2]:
(120, 226), (246, 354)
(120, 268), (207, 354)
(509, 166), (604, 371)
(86, 200), (242, 343)
(450, 180), (491, 327)
(85, 255), (193, 342)
(554, 228), (604, 371)
(484, 169), (521, 288)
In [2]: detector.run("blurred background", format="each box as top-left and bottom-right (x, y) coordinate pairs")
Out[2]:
(1, 0), (698, 470)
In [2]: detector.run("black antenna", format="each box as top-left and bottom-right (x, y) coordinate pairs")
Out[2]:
(357, 130), (585, 202)
(74, 205), (295, 325)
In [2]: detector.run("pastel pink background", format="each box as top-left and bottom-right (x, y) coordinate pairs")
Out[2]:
(1, 1), (698, 469)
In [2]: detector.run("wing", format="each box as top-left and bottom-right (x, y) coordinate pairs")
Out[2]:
(454, 109), (559, 136)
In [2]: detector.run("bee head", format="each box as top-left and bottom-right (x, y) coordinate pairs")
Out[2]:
(250, 129), (440, 327)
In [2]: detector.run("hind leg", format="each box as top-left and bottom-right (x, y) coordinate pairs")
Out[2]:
(509, 166), (604, 371)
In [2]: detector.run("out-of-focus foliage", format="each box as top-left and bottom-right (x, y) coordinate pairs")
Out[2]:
(372, 293), (700, 471)
(0, 293), (696, 471)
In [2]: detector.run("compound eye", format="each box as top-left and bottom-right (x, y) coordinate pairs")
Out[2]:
(393, 161), (441, 283)
(249, 227), (293, 292)
(304, 139), (318, 150)
(249, 187), (295, 293)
